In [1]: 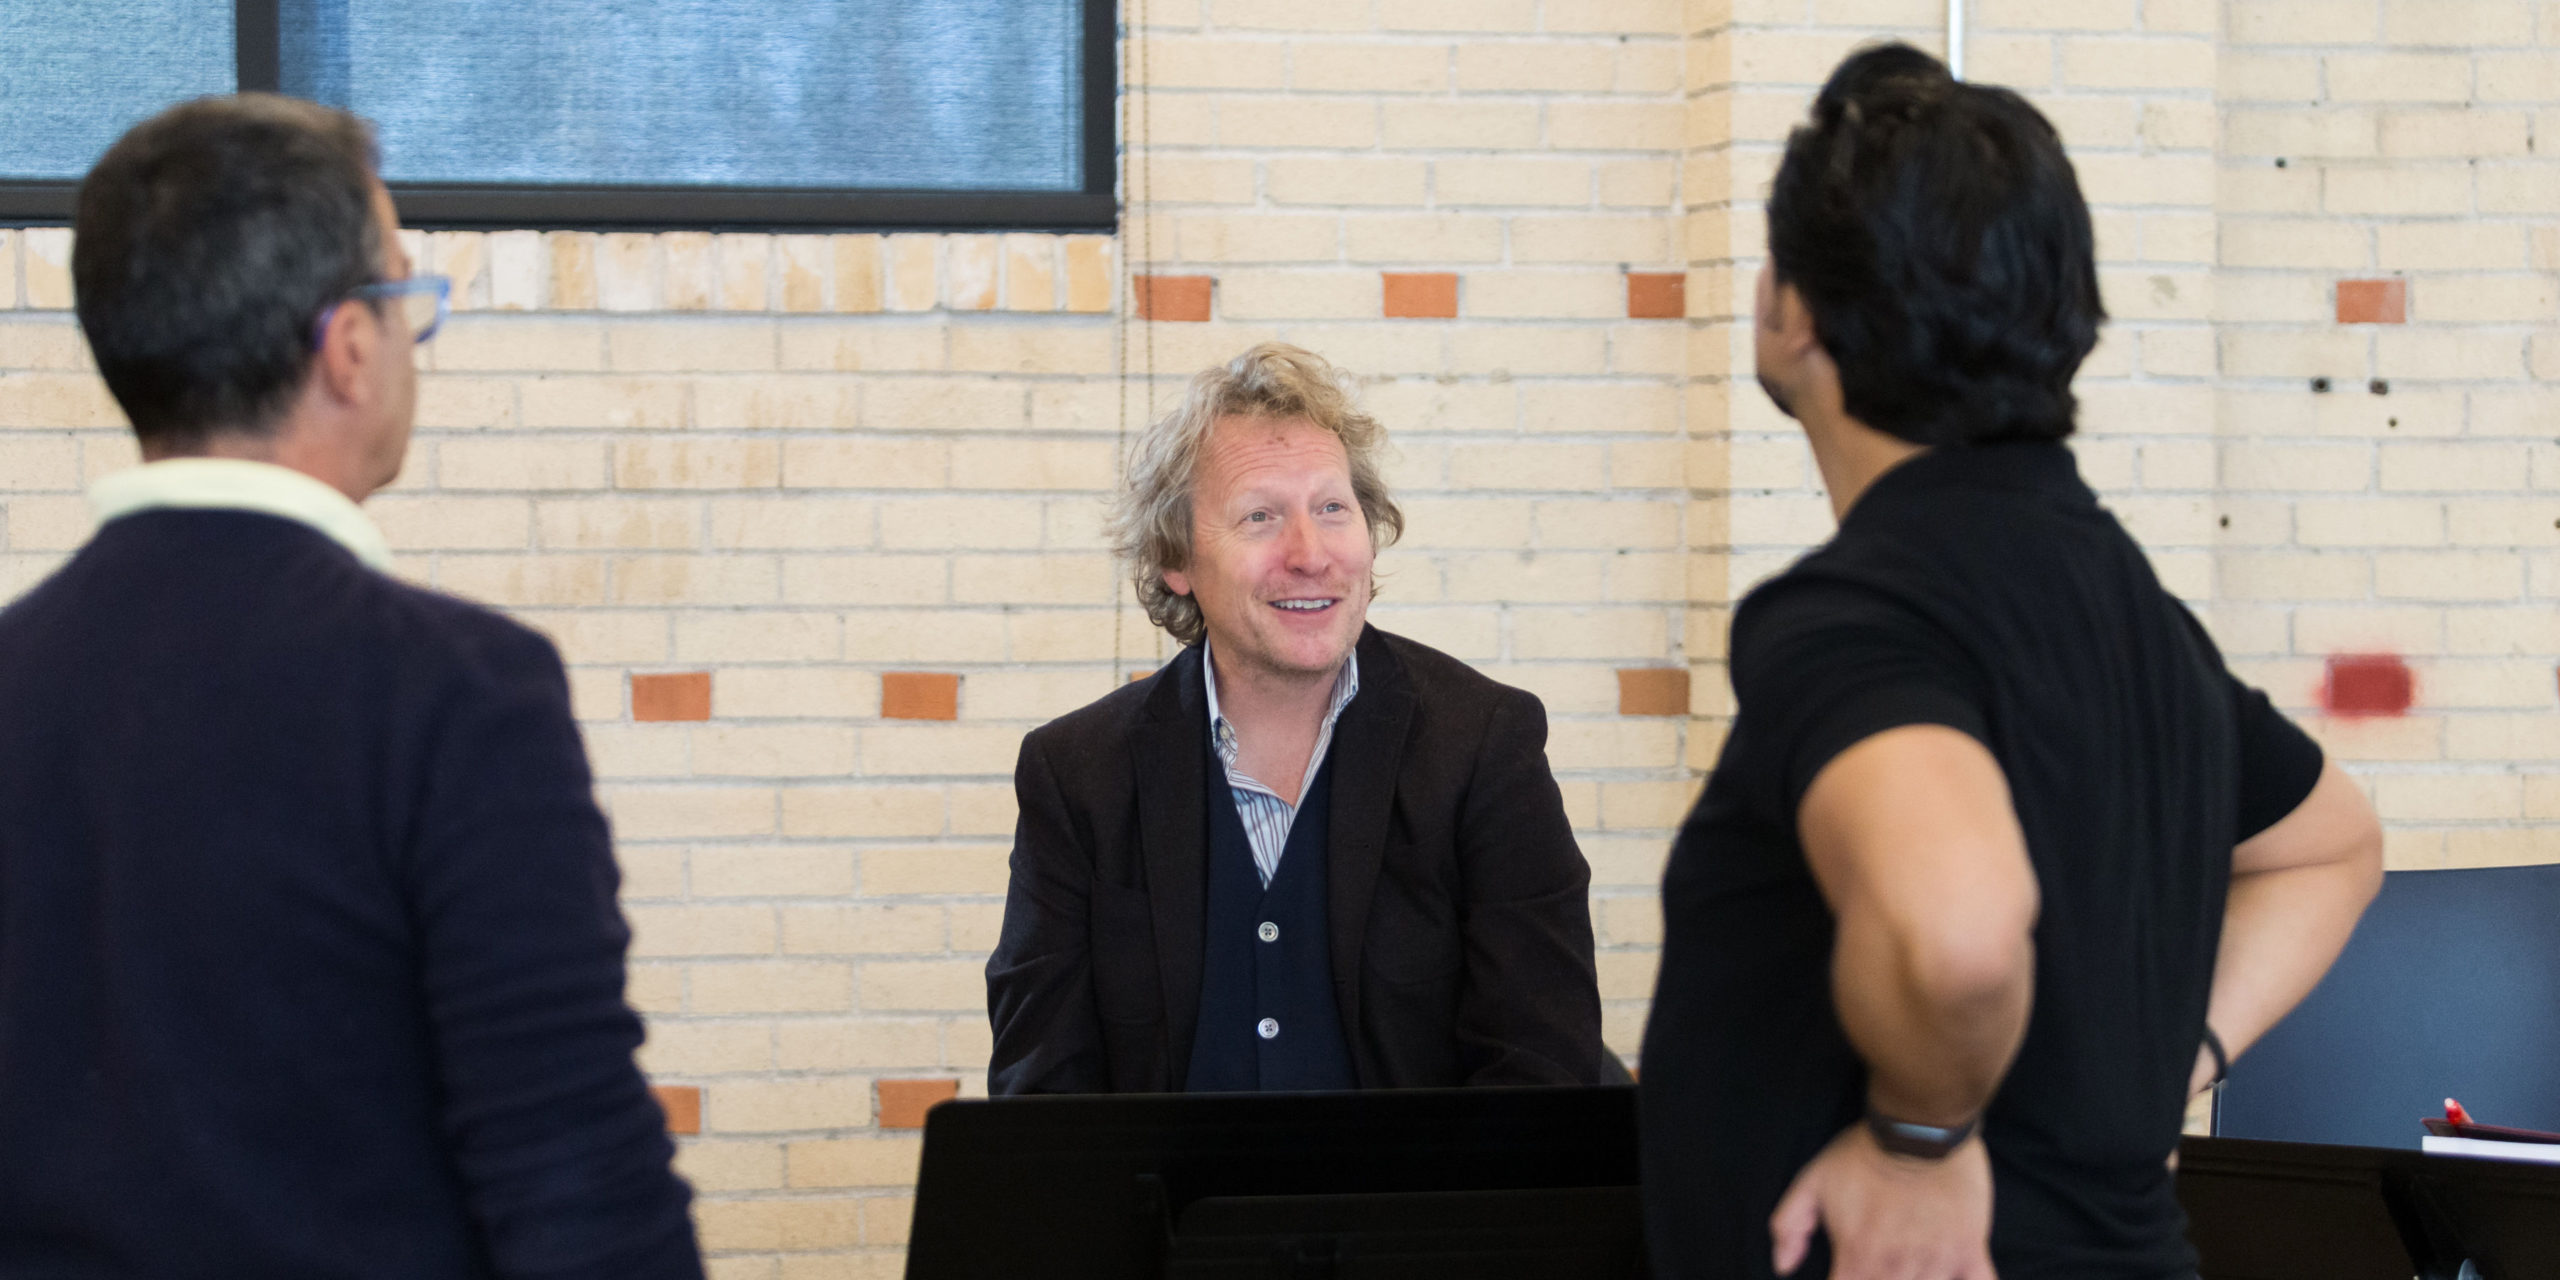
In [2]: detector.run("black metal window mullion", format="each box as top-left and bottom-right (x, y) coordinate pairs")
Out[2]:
(1080, 0), (1118, 205)
(388, 185), (1116, 234)
(234, 0), (282, 93)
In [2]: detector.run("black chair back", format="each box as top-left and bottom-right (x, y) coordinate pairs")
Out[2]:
(2215, 864), (2560, 1148)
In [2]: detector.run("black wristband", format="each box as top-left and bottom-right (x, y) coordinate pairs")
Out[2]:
(2201, 1024), (2229, 1086)
(1865, 1107), (1977, 1161)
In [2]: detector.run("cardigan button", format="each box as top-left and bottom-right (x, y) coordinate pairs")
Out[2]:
(1257, 1017), (1280, 1040)
(1257, 921), (1280, 943)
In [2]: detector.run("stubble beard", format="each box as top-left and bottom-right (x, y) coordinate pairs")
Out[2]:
(1757, 373), (1799, 422)
(1237, 594), (1363, 683)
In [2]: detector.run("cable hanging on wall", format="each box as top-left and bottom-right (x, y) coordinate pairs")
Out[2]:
(1111, 0), (1156, 687)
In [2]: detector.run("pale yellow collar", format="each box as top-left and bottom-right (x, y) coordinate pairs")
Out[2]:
(88, 458), (393, 572)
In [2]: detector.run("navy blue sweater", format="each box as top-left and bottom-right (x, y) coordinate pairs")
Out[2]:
(1184, 758), (1355, 1093)
(0, 510), (701, 1279)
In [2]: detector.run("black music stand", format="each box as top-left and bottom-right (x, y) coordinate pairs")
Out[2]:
(904, 1086), (1645, 1279)
(2178, 1136), (2560, 1280)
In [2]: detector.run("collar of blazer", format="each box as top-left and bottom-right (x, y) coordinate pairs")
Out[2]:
(1130, 625), (1420, 1087)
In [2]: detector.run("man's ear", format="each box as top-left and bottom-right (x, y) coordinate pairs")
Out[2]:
(1765, 277), (1822, 359)
(1161, 568), (1192, 597)
(312, 300), (381, 409)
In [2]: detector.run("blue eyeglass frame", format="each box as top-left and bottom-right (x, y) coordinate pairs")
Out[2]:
(309, 274), (452, 351)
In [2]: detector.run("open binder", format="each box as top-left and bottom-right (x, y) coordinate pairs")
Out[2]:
(2420, 1116), (2560, 1167)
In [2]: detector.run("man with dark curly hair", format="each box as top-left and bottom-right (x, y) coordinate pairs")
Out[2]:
(985, 342), (1610, 1096)
(1640, 45), (2383, 1280)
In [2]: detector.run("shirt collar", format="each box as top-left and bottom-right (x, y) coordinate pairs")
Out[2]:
(1842, 441), (2091, 530)
(88, 458), (394, 573)
(1201, 641), (1361, 752)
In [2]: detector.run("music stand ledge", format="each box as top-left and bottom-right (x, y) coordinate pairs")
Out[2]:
(905, 1086), (1646, 1279)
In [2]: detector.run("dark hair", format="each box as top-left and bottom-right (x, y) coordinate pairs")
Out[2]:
(1767, 43), (2104, 446)
(73, 94), (383, 446)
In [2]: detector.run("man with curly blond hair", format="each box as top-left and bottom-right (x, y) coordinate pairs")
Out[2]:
(985, 343), (1609, 1094)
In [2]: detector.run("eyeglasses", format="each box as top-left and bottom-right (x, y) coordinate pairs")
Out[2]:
(310, 274), (451, 351)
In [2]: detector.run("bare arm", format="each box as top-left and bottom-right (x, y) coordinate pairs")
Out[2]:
(1769, 724), (2037, 1279)
(1798, 724), (2039, 1126)
(2189, 760), (2384, 1093)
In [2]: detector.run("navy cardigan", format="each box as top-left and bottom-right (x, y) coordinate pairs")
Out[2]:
(0, 510), (700, 1279)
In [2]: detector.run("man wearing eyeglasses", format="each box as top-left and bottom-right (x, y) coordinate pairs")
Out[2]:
(0, 96), (703, 1279)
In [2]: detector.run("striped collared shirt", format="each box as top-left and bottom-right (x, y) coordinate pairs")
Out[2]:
(1202, 645), (1361, 889)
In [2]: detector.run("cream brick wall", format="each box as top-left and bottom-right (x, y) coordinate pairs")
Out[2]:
(0, 1), (2553, 1274)
(2213, 0), (2560, 871)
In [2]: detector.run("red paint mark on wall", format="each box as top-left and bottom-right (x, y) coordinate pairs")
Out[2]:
(2322, 654), (2414, 717)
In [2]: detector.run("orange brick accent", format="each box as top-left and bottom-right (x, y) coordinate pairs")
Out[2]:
(1382, 272), (1459, 319)
(653, 1085), (702, 1135)
(2336, 278), (2406, 325)
(881, 671), (961, 720)
(1134, 274), (1212, 322)
(1617, 668), (1691, 716)
(1626, 272), (1686, 320)
(878, 1078), (959, 1129)
(631, 671), (712, 722)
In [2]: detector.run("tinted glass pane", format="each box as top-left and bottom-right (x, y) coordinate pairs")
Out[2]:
(292, 0), (1083, 192)
(0, 1), (234, 179)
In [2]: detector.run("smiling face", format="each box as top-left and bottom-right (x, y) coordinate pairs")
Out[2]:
(1160, 414), (1375, 685)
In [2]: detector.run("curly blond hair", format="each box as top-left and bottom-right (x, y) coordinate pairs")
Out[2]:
(1108, 342), (1403, 646)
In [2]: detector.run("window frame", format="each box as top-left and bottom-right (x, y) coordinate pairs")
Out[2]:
(0, 0), (1119, 230)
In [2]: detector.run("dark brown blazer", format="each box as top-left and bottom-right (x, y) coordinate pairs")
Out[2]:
(985, 625), (1608, 1094)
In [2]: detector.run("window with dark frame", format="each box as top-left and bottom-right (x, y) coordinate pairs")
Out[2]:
(0, 0), (1117, 231)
